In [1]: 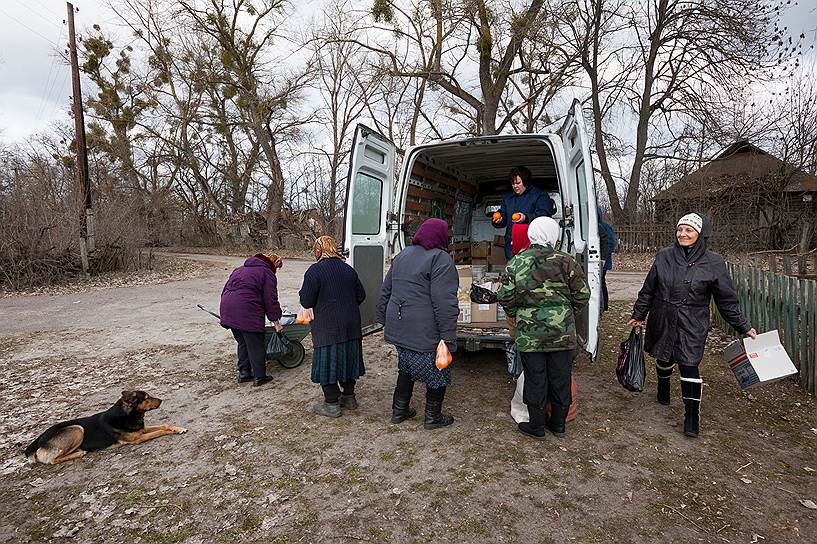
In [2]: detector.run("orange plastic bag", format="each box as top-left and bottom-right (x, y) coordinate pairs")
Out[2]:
(295, 308), (313, 324)
(435, 340), (452, 370)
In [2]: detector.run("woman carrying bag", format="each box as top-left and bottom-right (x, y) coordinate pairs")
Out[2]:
(628, 213), (756, 437)
(377, 218), (459, 430)
(299, 236), (367, 418)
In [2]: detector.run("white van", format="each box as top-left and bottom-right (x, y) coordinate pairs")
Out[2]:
(342, 101), (603, 359)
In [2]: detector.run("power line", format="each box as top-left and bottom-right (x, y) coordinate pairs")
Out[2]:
(10, 0), (63, 31)
(0, 6), (60, 47)
(35, 26), (67, 123)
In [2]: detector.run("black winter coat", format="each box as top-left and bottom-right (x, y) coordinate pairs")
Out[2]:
(632, 244), (750, 365)
(299, 258), (366, 349)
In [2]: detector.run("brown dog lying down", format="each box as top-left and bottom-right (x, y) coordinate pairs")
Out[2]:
(24, 390), (186, 465)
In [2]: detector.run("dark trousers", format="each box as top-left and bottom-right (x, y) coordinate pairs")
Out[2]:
(601, 268), (609, 311)
(658, 360), (701, 379)
(232, 329), (267, 379)
(321, 380), (356, 403)
(520, 350), (574, 410)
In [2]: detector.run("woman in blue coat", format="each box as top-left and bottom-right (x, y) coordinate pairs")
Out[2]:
(493, 166), (556, 259)
(299, 236), (366, 418)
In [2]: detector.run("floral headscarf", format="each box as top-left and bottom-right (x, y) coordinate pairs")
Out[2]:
(313, 235), (345, 261)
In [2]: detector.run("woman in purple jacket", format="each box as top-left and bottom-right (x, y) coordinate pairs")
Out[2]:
(220, 252), (283, 386)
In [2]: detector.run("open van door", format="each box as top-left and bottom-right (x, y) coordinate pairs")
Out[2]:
(560, 100), (603, 359)
(342, 125), (396, 335)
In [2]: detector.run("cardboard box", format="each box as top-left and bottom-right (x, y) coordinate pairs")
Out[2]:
(488, 244), (506, 265)
(470, 280), (497, 323)
(471, 241), (490, 259)
(471, 302), (497, 323)
(493, 235), (505, 248)
(471, 265), (488, 281)
(723, 330), (797, 390)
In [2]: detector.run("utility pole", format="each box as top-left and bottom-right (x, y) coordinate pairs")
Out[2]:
(67, 1), (94, 275)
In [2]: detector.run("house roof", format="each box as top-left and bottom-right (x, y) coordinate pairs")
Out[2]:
(652, 140), (817, 201)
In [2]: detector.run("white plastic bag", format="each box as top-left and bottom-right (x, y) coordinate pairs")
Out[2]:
(510, 372), (529, 423)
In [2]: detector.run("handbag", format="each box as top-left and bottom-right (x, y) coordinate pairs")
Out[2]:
(470, 283), (497, 304)
(616, 327), (646, 392)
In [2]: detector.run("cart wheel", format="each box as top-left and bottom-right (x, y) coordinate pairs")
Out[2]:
(279, 341), (305, 369)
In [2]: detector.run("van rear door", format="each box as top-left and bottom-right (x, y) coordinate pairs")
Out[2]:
(342, 124), (396, 335)
(559, 100), (603, 359)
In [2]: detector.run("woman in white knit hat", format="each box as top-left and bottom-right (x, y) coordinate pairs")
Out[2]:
(627, 213), (756, 437)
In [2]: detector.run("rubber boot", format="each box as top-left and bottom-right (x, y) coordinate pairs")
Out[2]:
(681, 376), (703, 438)
(546, 405), (569, 438)
(311, 401), (342, 418)
(656, 361), (674, 406)
(518, 406), (546, 440)
(391, 371), (416, 424)
(423, 387), (454, 430)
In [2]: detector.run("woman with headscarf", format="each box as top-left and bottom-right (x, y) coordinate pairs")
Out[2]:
(497, 217), (590, 440)
(628, 213), (756, 437)
(220, 252), (284, 387)
(299, 236), (366, 418)
(377, 218), (459, 430)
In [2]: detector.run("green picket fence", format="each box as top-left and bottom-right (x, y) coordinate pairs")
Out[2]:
(714, 263), (817, 395)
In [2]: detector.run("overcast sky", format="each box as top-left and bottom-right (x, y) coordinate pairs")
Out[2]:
(0, 0), (815, 144)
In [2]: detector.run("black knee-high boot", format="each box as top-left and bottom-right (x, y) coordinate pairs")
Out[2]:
(424, 386), (454, 430)
(680, 376), (702, 437)
(656, 361), (674, 405)
(391, 371), (416, 424)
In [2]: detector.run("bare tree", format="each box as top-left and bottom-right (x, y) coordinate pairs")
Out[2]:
(356, 0), (576, 136)
(564, 0), (779, 223)
(178, 0), (314, 244)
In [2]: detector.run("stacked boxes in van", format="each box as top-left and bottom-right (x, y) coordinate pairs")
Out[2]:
(456, 264), (505, 325)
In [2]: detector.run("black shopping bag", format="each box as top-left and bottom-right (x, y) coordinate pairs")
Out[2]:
(470, 283), (498, 304)
(616, 327), (646, 392)
(266, 332), (293, 360)
(505, 341), (523, 379)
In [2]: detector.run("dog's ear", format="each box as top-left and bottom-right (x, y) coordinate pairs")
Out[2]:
(120, 390), (139, 412)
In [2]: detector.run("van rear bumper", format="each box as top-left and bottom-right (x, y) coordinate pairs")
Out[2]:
(456, 326), (512, 351)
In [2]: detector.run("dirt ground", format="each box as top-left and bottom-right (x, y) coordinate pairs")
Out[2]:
(1, 254), (815, 543)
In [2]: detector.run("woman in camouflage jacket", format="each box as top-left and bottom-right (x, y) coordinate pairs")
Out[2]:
(497, 217), (590, 440)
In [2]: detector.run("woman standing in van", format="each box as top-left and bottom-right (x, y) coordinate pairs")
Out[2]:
(493, 166), (556, 259)
(497, 217), (590, 440)
(299, 236), (367, 418)
(377, 218), (459, 430)
(628, 213), (756, 438)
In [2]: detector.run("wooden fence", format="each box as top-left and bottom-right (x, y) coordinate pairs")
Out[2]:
(714, 263), (817, 395)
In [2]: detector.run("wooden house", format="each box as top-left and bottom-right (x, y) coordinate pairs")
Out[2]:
(652, 141), (817, 250)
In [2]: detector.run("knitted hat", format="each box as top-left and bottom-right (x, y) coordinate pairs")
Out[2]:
(677, 213), (703, 234)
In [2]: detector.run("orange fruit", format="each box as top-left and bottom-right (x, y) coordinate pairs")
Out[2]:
(492, 212), (502, 222)
(512, 213), (522, 222)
